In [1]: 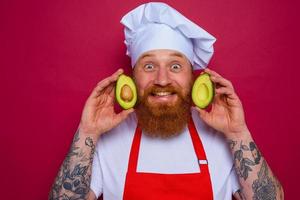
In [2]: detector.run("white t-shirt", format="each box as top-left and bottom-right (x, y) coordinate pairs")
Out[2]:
(90, 108), (240, 200)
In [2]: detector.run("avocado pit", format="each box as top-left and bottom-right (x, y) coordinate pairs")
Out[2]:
(121, 84), (133, 102)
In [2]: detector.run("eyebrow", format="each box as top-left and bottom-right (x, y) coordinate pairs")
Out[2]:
(169, 52), (185, 58)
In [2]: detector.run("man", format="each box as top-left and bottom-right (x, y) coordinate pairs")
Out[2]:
(49, 2), (284, 200)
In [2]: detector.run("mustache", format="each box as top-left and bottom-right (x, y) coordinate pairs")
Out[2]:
(143, 85), (180, 96)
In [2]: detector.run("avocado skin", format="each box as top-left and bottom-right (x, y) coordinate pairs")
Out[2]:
(192, 72), (214, 109)
(116, 74), (137, 109)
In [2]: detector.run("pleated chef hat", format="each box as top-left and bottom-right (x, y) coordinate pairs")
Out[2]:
(120, 2), (216, 70)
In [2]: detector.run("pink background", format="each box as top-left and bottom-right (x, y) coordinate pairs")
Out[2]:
(1, 0), (299, 199)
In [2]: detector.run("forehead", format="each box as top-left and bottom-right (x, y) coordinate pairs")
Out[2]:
(137, 49), (189, 62)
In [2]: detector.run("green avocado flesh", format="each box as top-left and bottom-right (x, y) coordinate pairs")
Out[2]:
(192, 73), (214, 109)
(116, 74), (137, 109)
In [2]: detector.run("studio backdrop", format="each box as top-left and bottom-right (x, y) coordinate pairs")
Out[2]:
(1, 0), (299, 199)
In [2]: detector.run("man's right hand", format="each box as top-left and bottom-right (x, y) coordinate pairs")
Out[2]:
(49, 70), (132, 200)
(79, 68), (134, 138)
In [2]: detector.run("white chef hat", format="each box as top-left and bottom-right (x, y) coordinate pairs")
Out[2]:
(120, 2), (216, 70)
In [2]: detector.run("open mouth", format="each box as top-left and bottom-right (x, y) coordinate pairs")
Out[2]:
(151, 91), (176, 97)
(148, 90), (178, 104)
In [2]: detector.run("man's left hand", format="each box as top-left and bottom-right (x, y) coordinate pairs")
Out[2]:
(195, 68), (249, 139)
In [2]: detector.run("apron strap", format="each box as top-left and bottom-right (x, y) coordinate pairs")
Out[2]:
(127, 125), (142, 173)
(188, 119), (208, 162)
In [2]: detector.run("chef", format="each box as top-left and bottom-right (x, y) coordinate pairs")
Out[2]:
(49, 2), (284, 200)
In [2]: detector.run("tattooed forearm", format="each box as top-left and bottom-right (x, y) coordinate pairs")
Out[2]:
(252, 160), (276, 200)
(229, 136), (283, 200)
(49, 130), (96, 200)
(233, 141), (256, 180)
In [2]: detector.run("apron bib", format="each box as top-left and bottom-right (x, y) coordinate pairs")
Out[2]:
(123, 119), (214, 200)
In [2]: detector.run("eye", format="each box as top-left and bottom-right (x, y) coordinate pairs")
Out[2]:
(144, 64), (154, 71)
(170, 64), (181, 71)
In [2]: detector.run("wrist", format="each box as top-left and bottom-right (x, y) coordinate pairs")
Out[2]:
(224, 128), (252, 141)
(78, 125), (101, 142)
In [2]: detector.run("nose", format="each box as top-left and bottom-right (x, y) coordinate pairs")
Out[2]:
(154, 67), (171, 86)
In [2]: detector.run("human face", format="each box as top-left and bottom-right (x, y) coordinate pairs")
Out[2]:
(133, 49), (193, 106)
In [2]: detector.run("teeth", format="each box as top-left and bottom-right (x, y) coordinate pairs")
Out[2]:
(154, 92), (171, 96)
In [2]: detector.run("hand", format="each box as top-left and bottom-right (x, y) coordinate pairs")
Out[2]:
(195, 68), (248, 139)
(79, 69), (134, 138)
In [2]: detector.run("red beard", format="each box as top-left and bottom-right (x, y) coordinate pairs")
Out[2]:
(136, 85), (192, 138)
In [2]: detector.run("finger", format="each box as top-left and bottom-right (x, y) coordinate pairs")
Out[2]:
(204, 68), (222, 78)
(114, 108), (135, 125)
(215, 87), (240, 106)
(194, 106), (210, 124)
(215, 87), (236, 98)
(107, 84), (115, 97)
(204, 68), (233, 89)
(96, 84), (116, 101)
(96, 68), (123, 87)
(90, 69), (124, 99)
(210, 75), (234, 90)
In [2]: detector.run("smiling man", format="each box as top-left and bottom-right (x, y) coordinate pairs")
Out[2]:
(49, 2), (284, 200)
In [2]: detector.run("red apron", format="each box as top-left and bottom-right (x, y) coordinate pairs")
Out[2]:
(123, 120), (214, 200)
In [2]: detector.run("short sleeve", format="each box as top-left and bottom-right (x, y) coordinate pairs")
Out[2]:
(229, 167), (241, 194)
(90, 150), (103, 198)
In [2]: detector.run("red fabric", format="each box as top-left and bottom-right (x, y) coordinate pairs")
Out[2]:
(123, 120), (213, 200)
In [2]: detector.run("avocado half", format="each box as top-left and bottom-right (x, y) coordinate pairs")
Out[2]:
(115, 74), (137, 109)
(192, 72), (214, 109)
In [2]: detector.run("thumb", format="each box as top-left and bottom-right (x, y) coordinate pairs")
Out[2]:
(114, 108), (135, 125)
(194, 107), (210, 123)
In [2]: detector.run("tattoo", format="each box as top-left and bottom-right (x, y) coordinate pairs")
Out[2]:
(85, 137), (95, 158)
(228, 139), (237, 150)
(236, 188), (246, 200)
(252, 160), (276, 200)
(233, 141), (256, 180)
(49, 130), (96, 200)
(249, 142), (261, 164)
